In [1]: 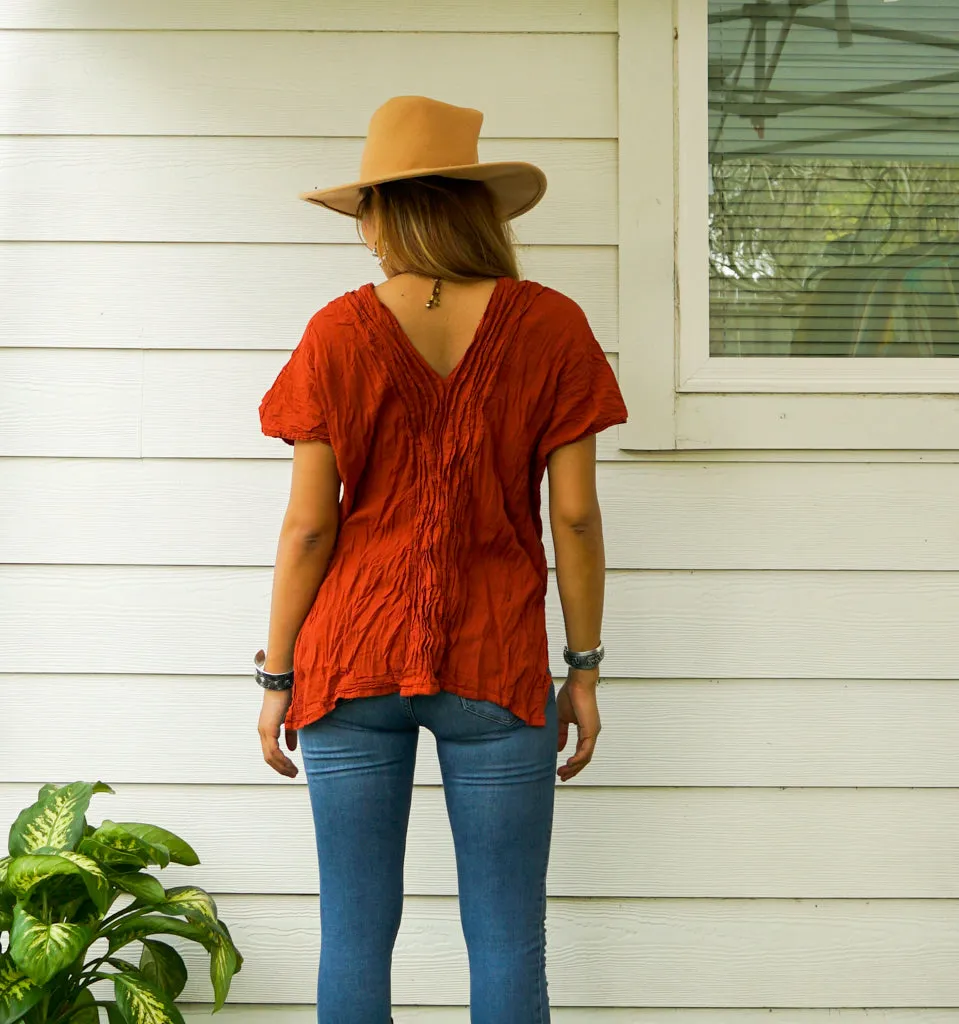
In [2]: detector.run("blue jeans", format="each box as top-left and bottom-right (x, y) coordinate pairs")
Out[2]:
(298, 683), (558, 1024)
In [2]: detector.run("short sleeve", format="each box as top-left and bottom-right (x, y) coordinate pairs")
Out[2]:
(535, 300), (629, 462)
(258, 317), (331, 447)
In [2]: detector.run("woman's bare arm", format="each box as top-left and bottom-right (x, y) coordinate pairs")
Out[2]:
(547, 433), (606, 654)
(546, 433), (606, 782)
(259, 440), (341, 779)
(263, 440), (342, 673)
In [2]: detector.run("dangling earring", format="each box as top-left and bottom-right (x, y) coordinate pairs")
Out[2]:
(371, 239), (388, 267)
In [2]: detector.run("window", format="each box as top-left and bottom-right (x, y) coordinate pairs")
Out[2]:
(616, 0), (959, 450)
(709, 0), (959, 359)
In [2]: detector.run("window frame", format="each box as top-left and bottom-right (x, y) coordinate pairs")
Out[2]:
(616, 0), (959, 452)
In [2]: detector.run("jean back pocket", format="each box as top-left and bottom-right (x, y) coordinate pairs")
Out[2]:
(458, 695), (526, 729)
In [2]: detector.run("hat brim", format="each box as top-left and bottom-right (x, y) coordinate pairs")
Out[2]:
(298, 160), (547, 221)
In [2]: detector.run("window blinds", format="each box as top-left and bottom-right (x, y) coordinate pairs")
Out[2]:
(708, 0), (959, 357)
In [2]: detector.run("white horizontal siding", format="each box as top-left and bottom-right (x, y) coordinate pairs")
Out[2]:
(0, 0), (618, 32)
(3, 566), (958, 678)
(0, 350), (143, 456)
(72, 892), (959, 1006)
(679, 394), (959, 451)
(0, 243), (619, 350)
(3, 782), (958, 898)
(5, 678), (959, 787)
(1, 32), (616, 137)
(4, 459), (959, 570)
(0, 137), (616, 244)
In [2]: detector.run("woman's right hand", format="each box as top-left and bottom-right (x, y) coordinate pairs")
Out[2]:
(556, 668), (601, 782)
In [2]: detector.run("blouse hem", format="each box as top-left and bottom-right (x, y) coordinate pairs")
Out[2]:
(261, 426), (331, 447)
(286, 671), (555, 732)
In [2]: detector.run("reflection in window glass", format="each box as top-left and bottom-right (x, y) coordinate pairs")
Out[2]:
(709, 0), (959, 356)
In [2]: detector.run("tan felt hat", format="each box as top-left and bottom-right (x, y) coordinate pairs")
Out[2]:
(299, 94), (548, 221)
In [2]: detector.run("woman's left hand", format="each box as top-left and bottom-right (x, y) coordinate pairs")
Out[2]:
(258, 689), (299, 778)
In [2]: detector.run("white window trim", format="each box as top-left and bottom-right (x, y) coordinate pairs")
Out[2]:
(616, 0), (959, 451)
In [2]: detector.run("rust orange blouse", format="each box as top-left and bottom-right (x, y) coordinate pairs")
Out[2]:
(258, 276), (628, 731)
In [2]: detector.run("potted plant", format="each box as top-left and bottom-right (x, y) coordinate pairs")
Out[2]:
(0, 781), (242, 1023)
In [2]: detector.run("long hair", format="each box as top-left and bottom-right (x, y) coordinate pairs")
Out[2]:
(354, 175), (522, 282)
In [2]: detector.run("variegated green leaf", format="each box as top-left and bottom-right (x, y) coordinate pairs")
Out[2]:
(0, 856), (11, 933)
(78, 835), (149, 871)
(112, 824), (199, 867)
(110, 871), (166, 906)
(208, 935), (239, 1012)
(113, 971), (186, 1024)
(9, 904), (91, 986)
(48, 850), (111, 915)
(216, 917), (243, 972)
(106, 913), (215, 956)
(6, 854), (86, 903)
(0, 952), (43, 1024)
(106, 956), (141, 973)
(90, 823), (170, 869)
(156, 886), (217, 924)
(139, 940), (187, 1000)
(8, 782), (113, 857)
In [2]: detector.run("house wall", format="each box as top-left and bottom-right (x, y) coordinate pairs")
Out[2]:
(2, 1), (958, 1022)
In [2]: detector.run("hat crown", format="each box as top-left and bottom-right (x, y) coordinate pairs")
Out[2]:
(359, 95), (483, 183)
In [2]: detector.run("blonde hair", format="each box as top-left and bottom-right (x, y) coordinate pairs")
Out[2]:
(354, 175), (522, 282)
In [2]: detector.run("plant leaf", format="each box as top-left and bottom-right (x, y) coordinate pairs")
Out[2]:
(6, 854), (86, 903)
(67, 987), (100, 1024)
(104, 1004), (126, 1024)
(155, 886), (218, 924)
(6, 851), (109, 915)
(106, 914), (218, 955)
(89, 823), (170, 870)
(35, 780), (111, 805)
(110, 872), (166, 906)
(35, 784), (60, 803)
(208, 935), (238, 1012)
(50, 851), (111, 915)
(9, 905), (91, 986)
(139, 940), (187, 1000)
(113, 971), (186, 1024)
(215, 917), (243, 972)
(0, 857), (11, 888)
(8, 783), (112, 857)
(112, 825), (199, 867)
(77, 836), (149, 871)
(0, 953), (43, 1024)
(106, 957), (141, 973)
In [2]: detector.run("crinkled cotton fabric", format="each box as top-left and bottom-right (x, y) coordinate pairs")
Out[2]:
(258, 276), (629, 731)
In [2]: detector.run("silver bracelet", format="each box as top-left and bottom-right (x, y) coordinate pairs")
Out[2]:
(563, 642), (605, 670)
(254, 649), (294, 691)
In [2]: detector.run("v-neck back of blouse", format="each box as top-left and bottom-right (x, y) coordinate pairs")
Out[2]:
(361, 276), (509, 387)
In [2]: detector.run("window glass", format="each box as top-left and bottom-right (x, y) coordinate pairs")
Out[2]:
(709, 0), (959, 356)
